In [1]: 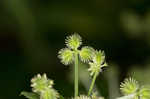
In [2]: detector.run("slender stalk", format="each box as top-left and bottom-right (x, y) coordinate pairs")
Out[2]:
(88, 72), (98, 96)
(74, 51), (79, 97)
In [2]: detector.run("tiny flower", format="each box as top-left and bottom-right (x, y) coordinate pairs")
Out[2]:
(120, 78), (139, 95)
(65, 33), (82, 50)
(58, 48), (74, 65)
(79, 46), (94, 63)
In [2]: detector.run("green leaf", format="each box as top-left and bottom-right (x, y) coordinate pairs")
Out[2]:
(20, 91), (39, 99)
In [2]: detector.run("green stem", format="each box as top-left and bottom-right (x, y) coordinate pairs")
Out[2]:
(88, 72), (98, 96)
(74, 51), (79, 97)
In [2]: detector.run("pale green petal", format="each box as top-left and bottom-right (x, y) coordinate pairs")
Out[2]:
(79, 46), (94, 63)
(58, 48), (74, 65)
(65, 33), (82, 50)
(120, 78), (139, 95)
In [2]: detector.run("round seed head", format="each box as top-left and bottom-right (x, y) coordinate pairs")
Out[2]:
(120, 78), (139, 95)
(79, 46), (94, 63)
(58, 48), (74, 65)
(65, 33), (82, 50)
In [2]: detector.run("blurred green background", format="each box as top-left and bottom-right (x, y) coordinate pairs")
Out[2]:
(1, 0), (150, 99)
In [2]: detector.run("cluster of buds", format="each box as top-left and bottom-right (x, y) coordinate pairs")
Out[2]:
(58, 33), (108, 77)
(58, 33), (94, 65)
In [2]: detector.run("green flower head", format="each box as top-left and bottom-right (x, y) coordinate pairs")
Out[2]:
(79, 46), (94, 63)
(92, 50), (105, 65)
(31, 74), (59, 99)
(58, 33), (94, 66)
(65, 33), (82, 50)
(58, 48), (74, 65)
(31, 74), (54, 93)
(139, 86), (150, 99)
(88, 50), (108, 76)
(120, 78), (139, 95)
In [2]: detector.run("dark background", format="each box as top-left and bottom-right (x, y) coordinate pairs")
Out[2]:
(1, 0), (150, 99)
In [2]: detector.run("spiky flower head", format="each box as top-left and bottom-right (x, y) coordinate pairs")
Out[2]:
(31, 74), (54, 93)
(65, 33), (82, 50)
(58, 48), (74, 65)
(120, 78), (139, 95)
(92, 50), (105, 65)
(79, 46), (94, 63)
(88, 50), (107, 76)
(31, 74), (59, 99)
(73, 95), (91, 99)
(139, 86), (150, 99)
